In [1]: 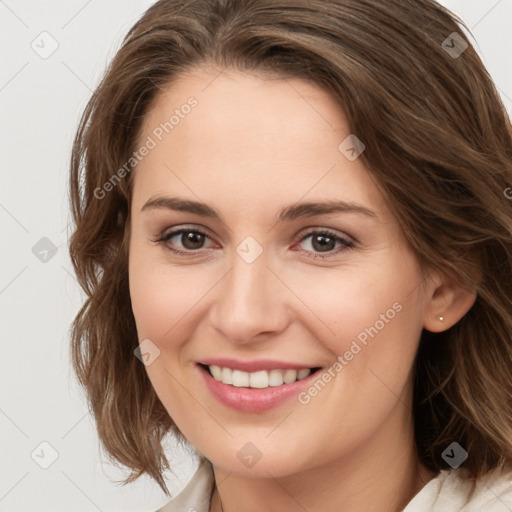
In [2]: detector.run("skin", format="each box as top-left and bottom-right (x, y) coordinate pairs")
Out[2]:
(128, 67), (477, 512)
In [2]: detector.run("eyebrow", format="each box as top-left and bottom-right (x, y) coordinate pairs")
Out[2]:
(141, 196), (377, 222)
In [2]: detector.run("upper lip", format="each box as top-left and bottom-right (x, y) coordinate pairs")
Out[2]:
(198, 358), (318, 373)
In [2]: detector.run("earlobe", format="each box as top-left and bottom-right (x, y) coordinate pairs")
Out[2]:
(423, 270), (478, 333)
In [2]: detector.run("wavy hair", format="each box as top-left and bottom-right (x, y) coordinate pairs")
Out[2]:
(68, 0), (512, 495)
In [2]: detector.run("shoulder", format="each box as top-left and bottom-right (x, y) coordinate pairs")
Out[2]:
(404, 464), (512, 512)
(155, 457), (215, 512)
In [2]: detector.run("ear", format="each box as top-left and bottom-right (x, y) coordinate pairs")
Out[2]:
(423, 269), (477, 333)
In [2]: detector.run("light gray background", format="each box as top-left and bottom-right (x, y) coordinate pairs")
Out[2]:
(1, 1), (511, 510)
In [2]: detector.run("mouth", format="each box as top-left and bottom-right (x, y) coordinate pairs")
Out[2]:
(197, 361), (323, 412)
(199, 363), (322, 389)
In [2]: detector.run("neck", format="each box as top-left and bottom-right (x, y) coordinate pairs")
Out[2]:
(209, 385), (437, 512)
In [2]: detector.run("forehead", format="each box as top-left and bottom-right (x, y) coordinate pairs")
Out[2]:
(140, 67), (347, 150)
(132, 68), (390, 223)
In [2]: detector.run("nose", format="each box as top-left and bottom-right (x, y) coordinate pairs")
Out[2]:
(208, 249), (290, 345)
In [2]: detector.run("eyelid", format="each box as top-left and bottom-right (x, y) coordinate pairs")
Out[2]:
(157, 223), (215, 241)
(296, 226), (356, 244)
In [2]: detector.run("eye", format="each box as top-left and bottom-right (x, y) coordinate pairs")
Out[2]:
(152, 226), (355, 259)
(296, 229), (355, 259)
(153, 226), (216, 257)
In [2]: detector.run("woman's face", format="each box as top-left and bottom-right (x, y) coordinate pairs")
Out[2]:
(128, 67), (434, 477)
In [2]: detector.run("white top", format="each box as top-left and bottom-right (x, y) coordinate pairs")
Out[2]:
(156, 458), (512, 512)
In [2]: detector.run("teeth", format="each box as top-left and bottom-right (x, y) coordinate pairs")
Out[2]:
(268, 369), (284, 386)
(232, 369), (249, 387)
(283, 369), (298, 384)
(297, 369), (311, 380)
(210, 365), (222, 381)
(249, 370), (268, 388)
(208, 365), (313, 388)
(221, 367), (232, 385)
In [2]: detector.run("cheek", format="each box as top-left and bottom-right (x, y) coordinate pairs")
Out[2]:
(287, 259), (424, 445)
(285, 258), (421, 354)
(288, 256), (425, 421)
(129, 259), (206, 342)
(128, 232), (189, 334)
(128, 248), (207, 419)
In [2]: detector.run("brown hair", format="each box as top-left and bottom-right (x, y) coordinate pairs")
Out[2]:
(68, 0), (512, 495)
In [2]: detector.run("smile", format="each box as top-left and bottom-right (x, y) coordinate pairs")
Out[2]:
(207, 365), (313, 388)
(197, 360), (322, 413)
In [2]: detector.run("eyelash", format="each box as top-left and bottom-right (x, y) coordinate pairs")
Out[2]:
(152, 226), (355, 259)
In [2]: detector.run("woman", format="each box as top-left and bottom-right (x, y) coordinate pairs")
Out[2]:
(68, 0), (512, 510)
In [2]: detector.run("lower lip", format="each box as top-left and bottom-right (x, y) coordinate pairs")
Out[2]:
(198, 365), (319, 413)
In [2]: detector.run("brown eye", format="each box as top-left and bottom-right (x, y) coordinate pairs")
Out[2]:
(298, 230), (354, 259)
(157, 227), (215, 256)
(310, 233), (336, 252)
(176, 230), (206, 250)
